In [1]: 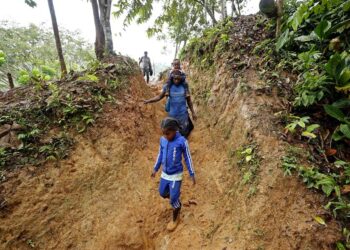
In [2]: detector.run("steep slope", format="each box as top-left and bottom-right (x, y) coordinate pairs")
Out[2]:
(0, 16), (343, 250)
(1, 70), (340, 250)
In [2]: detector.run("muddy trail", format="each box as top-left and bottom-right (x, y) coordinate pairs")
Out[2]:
(0, 59), (341, 250)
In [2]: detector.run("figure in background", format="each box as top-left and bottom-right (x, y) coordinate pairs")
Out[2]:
(139, 51), (153, 84)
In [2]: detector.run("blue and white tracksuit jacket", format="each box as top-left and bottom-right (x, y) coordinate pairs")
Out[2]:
(153, 132), (195, 209)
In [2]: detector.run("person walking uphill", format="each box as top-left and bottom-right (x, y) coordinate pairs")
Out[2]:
(139, 51), (153, 84)
(144, 70), (197, 138)
(151, 117), (196, 231)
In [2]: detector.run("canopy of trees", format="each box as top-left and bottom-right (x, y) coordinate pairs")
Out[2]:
(114, 0), (247, 57)
(0, 22), (93, 89)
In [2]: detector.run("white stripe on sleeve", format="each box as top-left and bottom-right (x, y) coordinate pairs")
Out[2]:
(185, 141), (194, 174)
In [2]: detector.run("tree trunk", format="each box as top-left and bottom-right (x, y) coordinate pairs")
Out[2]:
(237, 0), (241, 15)
(221, 0), (227, 20)
(91, 0), (105, 60)
(7, 73), (14, 89)
(174, 42), (180, 59)
(196, 0), (217, 25)
(231, 0), (241, 16)
(98, 0), (114, 55)
(276, 0), (283, 37)
(47, 0), (67, 77)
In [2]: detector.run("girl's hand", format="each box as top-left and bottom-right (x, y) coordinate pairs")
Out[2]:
(144, 100), (150, 104)
(191, 176), (196, 186)
(151, 171), (156, 178)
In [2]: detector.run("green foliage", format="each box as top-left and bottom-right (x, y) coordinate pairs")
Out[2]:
(285, 115), (320, 139)
(276, 29), (290, 52)
(237, 143), (261, 188)
(324, 104), (350, 141)
(0, 22), (94, 88)
(0, 57), (136, 169)
(24, 0), (37, 7)
(293, 71), (329, 107)
(77, 74), (99, 83)
(281, 148), (350, 238)
(325, 52), (350, 92)
(0, 50), (5, 66)
(274, 0), (350, 144)
(183, 20), (234, 68)
(17, 66), (56, 85)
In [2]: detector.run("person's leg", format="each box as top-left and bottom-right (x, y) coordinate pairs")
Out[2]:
(175, 114), (190, 138)
(167, 180), (182, 231)
(187, 117), (194, 137)
(159, 178), (170, 199)
(146, 71), (150, 83)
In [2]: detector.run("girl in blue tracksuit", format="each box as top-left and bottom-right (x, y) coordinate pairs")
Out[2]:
(151, 117), (196, 231)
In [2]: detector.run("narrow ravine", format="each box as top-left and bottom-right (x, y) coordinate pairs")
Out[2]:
(0, 68), (341, 250)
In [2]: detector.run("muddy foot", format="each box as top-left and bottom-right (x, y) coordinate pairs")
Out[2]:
(166, 218), (180, 232)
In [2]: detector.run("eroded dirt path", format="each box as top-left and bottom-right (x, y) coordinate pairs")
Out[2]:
(0, 74), (340, 250)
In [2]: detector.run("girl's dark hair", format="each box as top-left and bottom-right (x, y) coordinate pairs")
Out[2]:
(173, 59), (180, 64)
(161, 117), (180, 131)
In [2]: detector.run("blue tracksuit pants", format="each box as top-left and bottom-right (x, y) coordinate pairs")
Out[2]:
(159, 178), (182, 209)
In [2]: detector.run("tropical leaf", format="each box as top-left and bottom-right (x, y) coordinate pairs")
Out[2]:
(314, 20), (331, 40)
(339, 68), (350, 86)
(302, 131), (317, 139)
(294, 33), (318, 42)
(325, 53), (342, 79)
(330, 19), (350, 33)
(340, 124), (350, 139)
(276, 30), (290, 51)
(331, 99), (350, 109)
(324, 105), (345, 122)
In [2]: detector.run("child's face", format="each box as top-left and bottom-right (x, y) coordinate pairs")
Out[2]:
(173, 76), (181, 85)
(162, 128), (177, 141)
(173, 62), (180, 70)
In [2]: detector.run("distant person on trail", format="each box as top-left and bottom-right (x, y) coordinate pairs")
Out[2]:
(144, 70), (197, 138)
(139, 51), (153, 84)
(151, 117), (196, 232)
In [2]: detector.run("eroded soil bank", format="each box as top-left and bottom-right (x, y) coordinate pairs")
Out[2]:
(0, 62), (341, 249)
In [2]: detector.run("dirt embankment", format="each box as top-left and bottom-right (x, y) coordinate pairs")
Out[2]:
(0, 18), (342, 250)
(185, 61), (341, 249)
(0, 64), (341, 250)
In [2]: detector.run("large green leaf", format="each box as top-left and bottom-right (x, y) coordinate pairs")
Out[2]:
(339, 68), (350, 86)
(324, 105), (345, 122)
(335, 84), (350, 91)
(332, 99), (350, 109)
(325, 53), (342, 80)
(343, 0), (350, 11)
(276, 29), (290, 51)
(340, 124), (350, 139)
(306, 124), (320, 132)
(289, 1), (313, 31)
(330, 19), (350, 33)
(314, 20), (331, 40)
(332, 129), (345, 141)
(294, 33), (318, 42)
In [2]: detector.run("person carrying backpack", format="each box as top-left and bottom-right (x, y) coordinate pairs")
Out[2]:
(139, 51), (153, 83)
(151, 117), (196, 231)
(144, 70), (197, 138)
